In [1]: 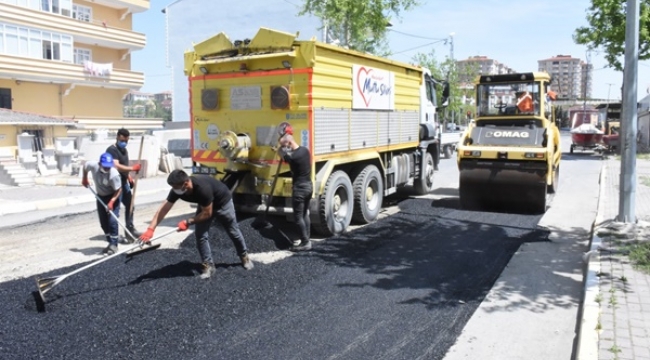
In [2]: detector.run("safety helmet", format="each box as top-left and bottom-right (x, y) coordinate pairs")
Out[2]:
(99, 152), (114, 168)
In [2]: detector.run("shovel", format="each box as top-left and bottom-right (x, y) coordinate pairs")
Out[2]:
(34, 227), (179, 310)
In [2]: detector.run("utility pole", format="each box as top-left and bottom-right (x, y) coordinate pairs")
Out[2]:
(448, 32), (455, 124)
(605, 82), (614, 125)
(619, 0), (639, 223)
(582, 50), (591, 113)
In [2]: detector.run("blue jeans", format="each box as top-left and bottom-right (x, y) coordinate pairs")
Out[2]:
(292, 182), (313, 242)
(194, 199), (248, 264)
(96, 194), (120, 246)
(119, 180), (135, 229)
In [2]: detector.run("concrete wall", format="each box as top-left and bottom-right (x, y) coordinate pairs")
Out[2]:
(78, 135), (161, 178)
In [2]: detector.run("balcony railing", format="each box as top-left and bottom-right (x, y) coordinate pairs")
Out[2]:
(0, 54), (144, 89)
(0, 3), (146, 50)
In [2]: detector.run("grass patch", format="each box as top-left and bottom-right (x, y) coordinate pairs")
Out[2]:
(627, 242), (650, 274)
(641, 176), (650, 187)
(609, 344), (621, 354)
(595, 293), (603, 304)
(596, 321), (602, 331)
(638, 153), (650, 160)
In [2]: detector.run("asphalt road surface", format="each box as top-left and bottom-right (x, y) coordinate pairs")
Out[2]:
(0, 132), (601, 360)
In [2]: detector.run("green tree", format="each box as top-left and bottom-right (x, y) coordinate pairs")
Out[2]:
(300, 0), (419, 53)
(574, 0), (650, 71)
(152, 100), (172, 122)
(411, 51), (480, 125)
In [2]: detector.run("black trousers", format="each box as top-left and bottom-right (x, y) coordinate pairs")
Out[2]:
(292, 182), (313, 242)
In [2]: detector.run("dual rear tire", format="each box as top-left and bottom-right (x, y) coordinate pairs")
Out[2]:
(313, 165), (384, 237)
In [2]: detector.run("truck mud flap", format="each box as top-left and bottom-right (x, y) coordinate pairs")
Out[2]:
(458, 160), (548, 213)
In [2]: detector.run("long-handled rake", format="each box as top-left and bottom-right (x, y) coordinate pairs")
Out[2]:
(87, 186), (160, 257)
(34, 226), (179, 310)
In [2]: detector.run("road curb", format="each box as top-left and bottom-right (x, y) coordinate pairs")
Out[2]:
(576, 160), (606, 360)
(33, 177), (83, 187)
(0, 188), (168, 217)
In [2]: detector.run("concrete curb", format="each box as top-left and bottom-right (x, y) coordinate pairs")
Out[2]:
(33, 177), (83, 187)
(0, 188), (167, 216)
(576, 160), (606, 360)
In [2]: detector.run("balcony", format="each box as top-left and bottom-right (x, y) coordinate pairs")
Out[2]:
(0, 3), (146, 50)
(0, 54), (144, 90)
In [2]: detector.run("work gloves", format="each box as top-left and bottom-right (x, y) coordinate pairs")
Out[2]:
(132, 163), (142, 172)
(107, 199), (116, 211)
(177, 219), (190, 232)
(139, 228), (155, 243)
(82, 177), (89, 188)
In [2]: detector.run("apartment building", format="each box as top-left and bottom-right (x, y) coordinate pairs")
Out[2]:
(0, 0), (160, 160)
(123, 89), (172, 118)
(455, 56), (516, 84)
(538, 55), (592, 100)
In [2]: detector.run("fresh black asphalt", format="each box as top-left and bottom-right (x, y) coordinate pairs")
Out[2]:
(0, 196), (546, 360)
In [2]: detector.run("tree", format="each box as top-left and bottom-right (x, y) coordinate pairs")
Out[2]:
(300, 0), (419, 53)
(411, 50), (480, 125)
(574, 0), (650, 71)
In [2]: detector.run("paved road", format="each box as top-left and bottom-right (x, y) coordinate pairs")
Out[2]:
(0, 132), (601, 360)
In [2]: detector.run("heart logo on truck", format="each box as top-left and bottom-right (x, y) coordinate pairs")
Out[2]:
(356, 66), (374, 107)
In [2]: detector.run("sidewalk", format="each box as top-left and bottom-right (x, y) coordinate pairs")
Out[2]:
(579, 157), (650, 360)
(0, 171), (173, 218)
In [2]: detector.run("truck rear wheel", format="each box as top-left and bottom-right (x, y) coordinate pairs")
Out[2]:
(443, 145), (453, 159)
(414, 152), (435, 195)
(352, 165), (383, 224)
(314, 171), (354, 236)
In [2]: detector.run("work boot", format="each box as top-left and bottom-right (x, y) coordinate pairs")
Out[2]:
(102, 244), (118, 255)
(291, 240), (312, 252)
(199, 262), (216, 279)
(125, 226), (142, 243)
(240, 253), (254, 270)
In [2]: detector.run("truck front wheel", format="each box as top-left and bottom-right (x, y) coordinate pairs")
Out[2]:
(414, 152), (435, 195)
(314, 171), (354, 236)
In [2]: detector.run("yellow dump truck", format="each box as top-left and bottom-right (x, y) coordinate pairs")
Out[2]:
(184, 27), (449, 235)
(456, 72), (561, 213)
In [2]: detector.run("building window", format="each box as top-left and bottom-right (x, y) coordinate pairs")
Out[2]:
(41, 0), (72, 17)
(0, 88), (11, 110)
(72, 4), (91, 22)
(42, 40), (60, 60)
(74, 47), (91, 65)
(0, 23), (72, 62)
(0, 0), (40, 9)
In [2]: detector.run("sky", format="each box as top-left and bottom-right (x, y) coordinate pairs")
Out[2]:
(132, 0), (650, 102)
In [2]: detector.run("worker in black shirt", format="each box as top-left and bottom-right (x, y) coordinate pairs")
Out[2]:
(278, 133), (313, 251)
(139, 170), (254, 279)
(106, 128), (142, 242)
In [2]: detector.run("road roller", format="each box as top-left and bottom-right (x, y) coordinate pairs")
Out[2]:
(457, 72), (561, 213)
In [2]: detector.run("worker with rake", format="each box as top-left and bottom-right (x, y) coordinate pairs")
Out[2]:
(139, 169), (254, 279)
(82, 152), (122, 255)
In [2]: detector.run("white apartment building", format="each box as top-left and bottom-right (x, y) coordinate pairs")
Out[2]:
(538, 55), (592, 100)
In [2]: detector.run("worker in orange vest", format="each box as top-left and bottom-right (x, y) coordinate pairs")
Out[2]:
(517, 91), (534, 113)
